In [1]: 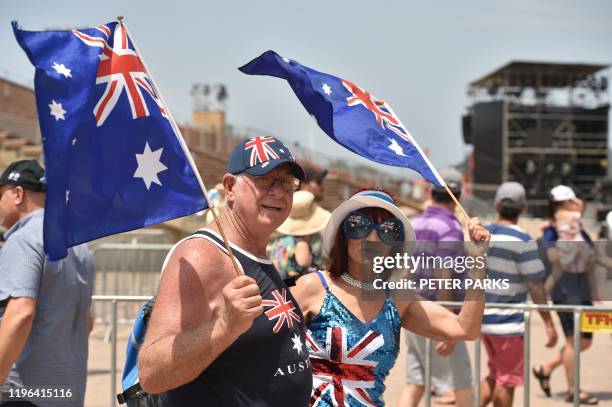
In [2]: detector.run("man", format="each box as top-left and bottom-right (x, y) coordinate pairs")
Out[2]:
(299, 165), (327, 202)
(139, 137), (313, 406)
(400, 167), (474, 407)
(0, 159), (94, 407)
(481, 182), (557, 406)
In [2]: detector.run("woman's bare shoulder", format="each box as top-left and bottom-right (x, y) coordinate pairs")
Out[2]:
(294, 271), (328, 294)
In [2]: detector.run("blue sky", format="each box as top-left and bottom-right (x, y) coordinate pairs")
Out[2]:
(2, 1), (611, 177)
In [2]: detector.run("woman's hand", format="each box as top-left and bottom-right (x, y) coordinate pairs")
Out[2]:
(466, 217), (490, 258)
(435, 341), (455, 357)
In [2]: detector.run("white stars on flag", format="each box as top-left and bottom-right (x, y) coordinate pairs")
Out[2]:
(322, 83), (332, 96)
(133, 142), (168, 190)
(52, 62), (72, 78)
(388, 138), (407, 156)
(49, 100), (66, 121)
(65, 189), (70, 205)
(292, 333), (303, 355)
(48, 63), (71, 122)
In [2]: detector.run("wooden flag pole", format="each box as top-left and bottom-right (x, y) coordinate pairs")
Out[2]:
(120, 17), (242, 277)
(443, 183), (470, 222)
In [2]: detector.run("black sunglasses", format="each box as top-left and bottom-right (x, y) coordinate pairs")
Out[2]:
(342, 210), (404, 246)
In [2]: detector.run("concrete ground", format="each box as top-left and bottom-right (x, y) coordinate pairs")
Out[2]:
(85, 313), (612, 407)
(384, 316), (612, 407)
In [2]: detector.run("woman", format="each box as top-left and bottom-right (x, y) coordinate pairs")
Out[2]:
(533, 185), (600, 405)
(291, 190), (490, 406)
(268, 190), (330, 279)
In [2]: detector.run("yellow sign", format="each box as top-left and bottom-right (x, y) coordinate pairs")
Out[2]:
(581, 312), (612, 333)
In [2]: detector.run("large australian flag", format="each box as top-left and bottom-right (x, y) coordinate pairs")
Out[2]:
(13, 21), (207, 260)
(239, 50), (445, 187)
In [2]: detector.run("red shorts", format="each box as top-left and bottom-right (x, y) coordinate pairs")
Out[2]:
(481, 334), (524, 388)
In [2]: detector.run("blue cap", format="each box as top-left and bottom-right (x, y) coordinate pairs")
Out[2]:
(227, 136), (305, 180)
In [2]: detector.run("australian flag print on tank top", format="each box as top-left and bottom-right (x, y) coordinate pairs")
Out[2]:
(159, 229), (312, 406)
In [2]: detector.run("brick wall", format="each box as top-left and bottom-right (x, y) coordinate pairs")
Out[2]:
(0, 78), (37, 122)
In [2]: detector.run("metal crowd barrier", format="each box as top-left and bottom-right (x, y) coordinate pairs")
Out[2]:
(92, 295), (152, 407)
(91, 243), (172, 324)
(434, 301), (612, 407)
(90, 297), (612, 407)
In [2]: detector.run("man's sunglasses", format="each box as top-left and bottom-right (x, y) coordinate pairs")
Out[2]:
(342, 210), (404, 246)
(244, 173), (300, 192)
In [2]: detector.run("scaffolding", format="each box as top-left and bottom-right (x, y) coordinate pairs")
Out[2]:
(463, 61), (610, 216)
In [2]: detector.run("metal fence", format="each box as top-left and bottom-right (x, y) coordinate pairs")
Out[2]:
(91, 243), (172, 324)
(90, 296), (612, 407)
(93, 295), (152, 407)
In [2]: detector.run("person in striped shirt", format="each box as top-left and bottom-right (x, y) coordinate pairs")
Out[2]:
(481, 182), (558, 407)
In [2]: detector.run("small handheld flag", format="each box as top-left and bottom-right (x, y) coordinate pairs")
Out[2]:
(13, 20), (208, 260)
(239, 50), (446, 188)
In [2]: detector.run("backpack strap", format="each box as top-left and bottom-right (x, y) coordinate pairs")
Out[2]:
(117, 383), (142, 404)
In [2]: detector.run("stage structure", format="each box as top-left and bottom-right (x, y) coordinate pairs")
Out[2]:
(463, 61), (609, 217)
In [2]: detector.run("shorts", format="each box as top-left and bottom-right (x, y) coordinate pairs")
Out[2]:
(557, 310), (593, 340)
(481, 334), (524, 388)
(404, 330), (473, 394)
(554, 299), (593, 339)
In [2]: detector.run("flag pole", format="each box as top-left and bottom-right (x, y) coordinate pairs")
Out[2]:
(443, 183), (470, 222)
(120, 17), (242, 277)
(384, 103), (471, 223)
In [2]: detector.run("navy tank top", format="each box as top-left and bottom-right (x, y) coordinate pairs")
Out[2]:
(159, 229), (312, 406)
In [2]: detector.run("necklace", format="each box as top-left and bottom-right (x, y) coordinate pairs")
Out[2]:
(340, 273), (377, 291)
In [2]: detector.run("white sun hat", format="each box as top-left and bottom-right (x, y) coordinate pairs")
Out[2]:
(323, 190), (416, 257)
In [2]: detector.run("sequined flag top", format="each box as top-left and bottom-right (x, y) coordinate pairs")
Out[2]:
(306, 287), (401, 406)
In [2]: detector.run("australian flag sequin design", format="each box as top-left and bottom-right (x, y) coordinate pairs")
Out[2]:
(306, 292), (401, 406)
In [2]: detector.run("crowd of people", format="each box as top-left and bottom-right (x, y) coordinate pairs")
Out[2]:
(0, 136), (609, 406)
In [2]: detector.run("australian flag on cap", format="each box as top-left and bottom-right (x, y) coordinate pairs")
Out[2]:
(227, 136), (305, 180)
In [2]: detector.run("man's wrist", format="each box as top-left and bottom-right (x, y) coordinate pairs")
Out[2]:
(212, 312), (242, 347)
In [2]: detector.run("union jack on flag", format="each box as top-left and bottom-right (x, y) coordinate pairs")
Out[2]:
(72, 23), (167, 126)
(244, 136), (280, 166)
(13, 20), (207, 260)
(240, 50), (446, 188)
(262, 288), (301, 334)
(342, 79), (413, 144)
(306, 327), (384, 407)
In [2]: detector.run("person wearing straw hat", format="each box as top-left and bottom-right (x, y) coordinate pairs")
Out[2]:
(139, 137), (313, 406)
(291, 189), (490, 407)
(269, 190), (331, 279)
